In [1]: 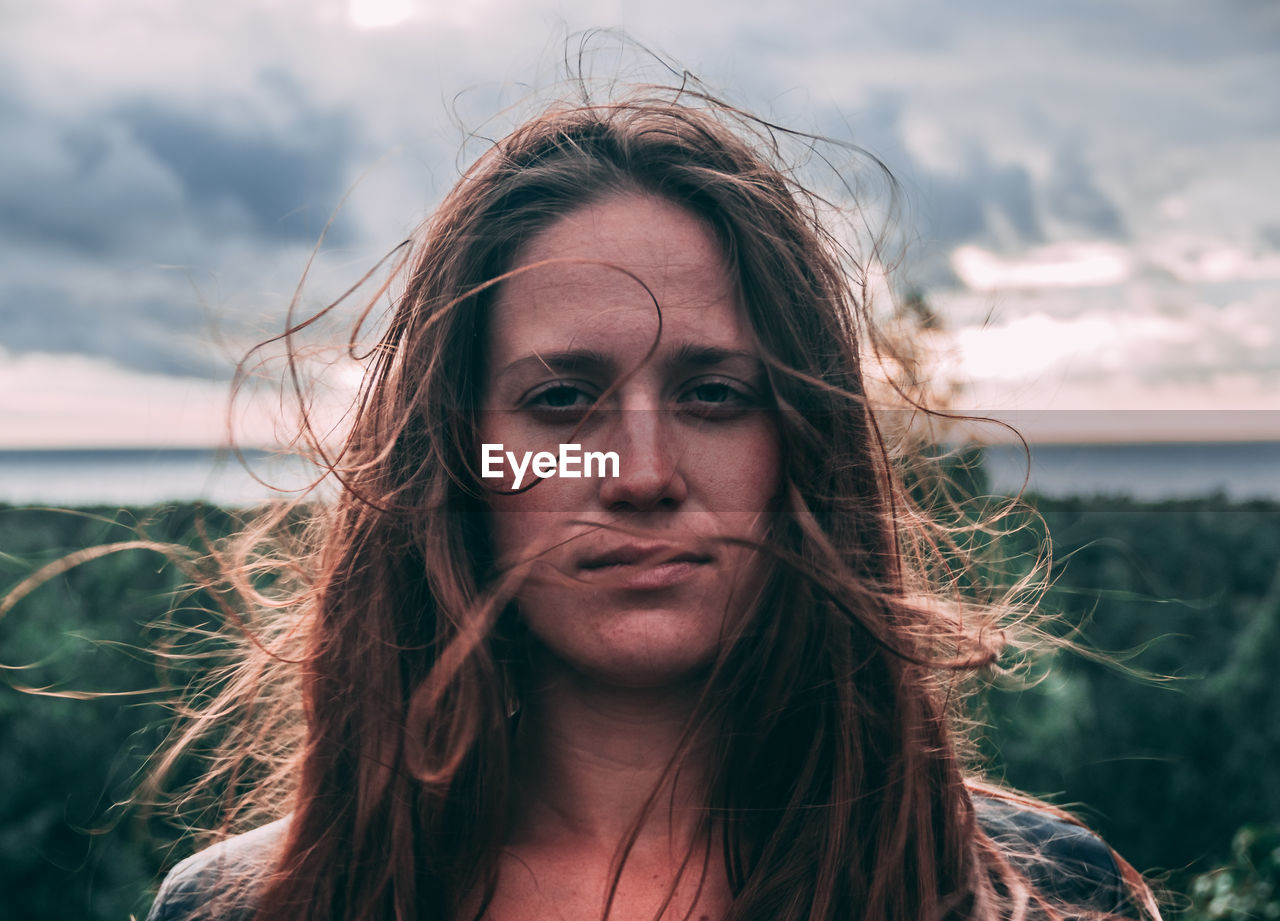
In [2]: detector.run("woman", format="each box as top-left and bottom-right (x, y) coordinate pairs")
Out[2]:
(146, 84), (1159, 921)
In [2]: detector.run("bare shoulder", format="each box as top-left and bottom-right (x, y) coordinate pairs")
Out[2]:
(145, 818), (289, 921)
(974, 794), (1137, 917)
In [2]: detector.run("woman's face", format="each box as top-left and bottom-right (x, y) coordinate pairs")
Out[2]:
(479, 193), (781, 689)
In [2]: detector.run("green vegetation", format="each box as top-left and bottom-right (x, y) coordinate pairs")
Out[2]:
(2, 492), (1278, 919)
(0, 505), (238, 921)
(981, 494), (1280, 919)
(1188, 823), (1280, 920)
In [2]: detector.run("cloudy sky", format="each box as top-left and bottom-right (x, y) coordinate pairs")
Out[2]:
(2, 0), (1277, 447)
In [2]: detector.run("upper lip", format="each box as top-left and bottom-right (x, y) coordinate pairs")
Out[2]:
(576, 541), (713, 570)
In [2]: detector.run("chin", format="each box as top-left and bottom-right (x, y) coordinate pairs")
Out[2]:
(582, 650), (717, 691)
(531, 610), (724, 690)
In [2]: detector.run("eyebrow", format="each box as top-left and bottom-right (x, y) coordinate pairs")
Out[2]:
(496, 349), (617, 380)
(495, 344), (763, 381)
(666, 344), (763, 371)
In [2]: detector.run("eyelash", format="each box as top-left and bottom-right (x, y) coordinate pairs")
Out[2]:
(524, 383), (597, 419)
(678, 378), (758, 418)
(521, 378), (760, 421)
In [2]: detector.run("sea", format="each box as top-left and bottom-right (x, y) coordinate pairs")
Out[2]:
(0, 442), (1276, 507)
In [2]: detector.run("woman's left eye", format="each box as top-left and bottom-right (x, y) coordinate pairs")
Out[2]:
(687, 383), (737, 403)
(679, 380), (756, 416)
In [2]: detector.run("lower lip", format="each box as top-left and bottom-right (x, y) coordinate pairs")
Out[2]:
(579, 560), (707, 590)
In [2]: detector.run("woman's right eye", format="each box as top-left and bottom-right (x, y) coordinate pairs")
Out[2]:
(523, 383), (597, 419)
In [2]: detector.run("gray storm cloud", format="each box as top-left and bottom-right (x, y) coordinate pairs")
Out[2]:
(0, 0), (1275, 406)
(0, 69), (361, 376)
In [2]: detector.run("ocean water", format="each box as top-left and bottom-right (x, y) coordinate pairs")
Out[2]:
(981, 441), (1279, 501)
(0, 448), (325, 507)
(0, 442), (1276, 507)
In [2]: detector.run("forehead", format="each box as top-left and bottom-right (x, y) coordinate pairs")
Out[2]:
(487, 193), (751, 359)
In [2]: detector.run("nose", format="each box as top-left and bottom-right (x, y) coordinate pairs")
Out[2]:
(596, 409), (689, 512)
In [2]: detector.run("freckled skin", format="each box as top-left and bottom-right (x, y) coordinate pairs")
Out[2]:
(480, 192), (781, 691)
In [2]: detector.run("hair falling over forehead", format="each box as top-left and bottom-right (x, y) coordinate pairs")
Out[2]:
(152, 62), (1160, 921)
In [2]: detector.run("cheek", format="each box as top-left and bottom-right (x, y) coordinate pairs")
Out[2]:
(486, 500), (549, 569)
(737, 446), (782, 511)
(484, 481), (591, 570)
(485, 503), (523, 565)
(476, 427), (585, 566)
(694, 421), (783, 518)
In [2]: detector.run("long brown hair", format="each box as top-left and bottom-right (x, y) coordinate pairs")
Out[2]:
(162, 77), (1157, 921)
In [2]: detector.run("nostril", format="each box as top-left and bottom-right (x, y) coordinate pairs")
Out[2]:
(599, 459), (688, 511)
(606, 493), (682, 514)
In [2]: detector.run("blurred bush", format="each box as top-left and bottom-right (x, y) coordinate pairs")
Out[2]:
(979, 494), (1280, 896)
(1186, 823), (1280, 920)
(0, 504), (236, 921)
(2, 490), (1279, 919)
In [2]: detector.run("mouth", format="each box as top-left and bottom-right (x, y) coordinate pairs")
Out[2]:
(575, 541), (714, 589)
(577, 541), (714, 571)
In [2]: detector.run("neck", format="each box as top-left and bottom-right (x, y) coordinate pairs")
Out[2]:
(510, 655), (716, 855)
